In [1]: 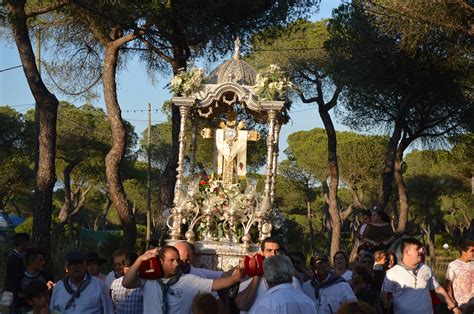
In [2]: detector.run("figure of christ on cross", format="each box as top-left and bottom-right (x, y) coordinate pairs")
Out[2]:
(201, 115), (260, 187)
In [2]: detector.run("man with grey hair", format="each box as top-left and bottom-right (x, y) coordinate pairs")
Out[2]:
(250, 255), (316, 314)
(236, 238), (302, 313)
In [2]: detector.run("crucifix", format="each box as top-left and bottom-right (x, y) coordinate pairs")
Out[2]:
(201, 112), (260, 187)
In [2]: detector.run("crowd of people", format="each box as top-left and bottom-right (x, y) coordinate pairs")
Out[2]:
(1, 210), (473, 314)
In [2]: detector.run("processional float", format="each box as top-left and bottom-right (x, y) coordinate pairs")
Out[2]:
(165, 39), (289, 270)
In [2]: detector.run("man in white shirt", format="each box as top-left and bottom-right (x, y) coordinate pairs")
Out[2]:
(122, 245), (242, 314)
(445, 238), (474, 312)
(381, 238), (461, 314)
(110, 251), (143, 314)
(302, 253), (356, 314)
(250, 255), (315, 314)
(235, 237), (302, 313)
(105, 249), (127, 288)
(50, 251), (113, 313)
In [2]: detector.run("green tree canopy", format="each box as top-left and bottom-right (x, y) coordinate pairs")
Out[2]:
(0, 106), (34, 212)
(286, 128), (387, 209)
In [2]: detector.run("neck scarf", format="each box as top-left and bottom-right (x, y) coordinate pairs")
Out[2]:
(63, 273), (91, 310)
(157, 271), (183, 314)
(310, 271), (345, 300)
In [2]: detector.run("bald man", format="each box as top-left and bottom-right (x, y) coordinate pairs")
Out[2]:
(174, 242), (223, 279)
(174, 242), (233, 314)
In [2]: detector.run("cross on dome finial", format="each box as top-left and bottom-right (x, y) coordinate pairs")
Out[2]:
(233, 37), (241, 60)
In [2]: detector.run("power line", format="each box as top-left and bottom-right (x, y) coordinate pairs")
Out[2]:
(126, 118), (166, 123)
(0, 65), (22, 72)
(18, 104), (35, 113)
(290, 106), (317, 113)
(2, 103), (36, 108)
(122, 108), (162, 113)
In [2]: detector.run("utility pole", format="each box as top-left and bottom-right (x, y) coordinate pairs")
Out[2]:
(146, 103), (152, 249)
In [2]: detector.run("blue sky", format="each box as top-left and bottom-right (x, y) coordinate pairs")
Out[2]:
(0, 0), (347, 156)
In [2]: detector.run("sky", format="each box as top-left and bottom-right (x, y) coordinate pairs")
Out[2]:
(0, 0), (348, 157)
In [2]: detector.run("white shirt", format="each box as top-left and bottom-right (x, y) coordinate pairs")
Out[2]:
(141, 273), (213, 314)
(250, 283), (316, 314)
(341, 270), (352, 281)
(106, 270), (121, 289)
(189, 265), (223, 299)
(302, 276), (357, 314)
(445, 259), (474, 308)
(382, 263), (440, 314)
(239, 276), (302, 314)
(190, 265), (223, 279)
(50, 275), (113, 314)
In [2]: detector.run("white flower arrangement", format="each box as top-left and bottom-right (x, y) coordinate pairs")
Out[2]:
(170, 67), (205, 96)
(254, 64), (293, 100)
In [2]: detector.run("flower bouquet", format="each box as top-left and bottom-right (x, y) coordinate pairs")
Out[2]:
(170, 67), (205, 96)
(253, 64), (293, 100)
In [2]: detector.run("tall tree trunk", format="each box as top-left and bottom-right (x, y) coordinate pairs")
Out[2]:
(6, 0), (58, 267)
(52, 159), (80, 247)
(103, 41), (136, 250)
(307, 198), (315, 243)
(394, 137), (411, 232)
(159, 55), (187, 210)
(318, 105), (341, 259)
(378, 121), (402, 209)
(394, 152), (409, 232)
(378, 95), (414, 209)
(427, 228), (436, 267)
(391, 198), (399, 230)
(99, 194), (113, 229)
(471, 175), (474, 195)
(159, 105), (180, 208)
(422, 196), (436, 268)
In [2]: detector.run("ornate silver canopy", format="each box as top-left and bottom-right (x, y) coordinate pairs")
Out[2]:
(166, 39), (286, 256)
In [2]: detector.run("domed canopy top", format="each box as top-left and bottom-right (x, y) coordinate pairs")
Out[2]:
(206, 58), (257, 86)
(206, 38), (256, 86)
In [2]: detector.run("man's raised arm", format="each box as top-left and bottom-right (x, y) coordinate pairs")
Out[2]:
(122, 248), (158, 289)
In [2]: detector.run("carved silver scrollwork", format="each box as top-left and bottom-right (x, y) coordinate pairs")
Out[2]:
(222, 93), (238, 106)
